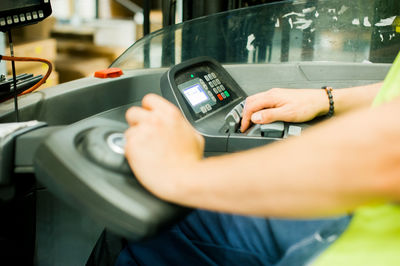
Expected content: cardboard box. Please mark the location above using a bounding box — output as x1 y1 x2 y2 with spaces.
12 16 57 42
6 39 57 74
39 71 59 90
55 54 111 83
99 0 145 19
90 19 136 48
52 19 135 50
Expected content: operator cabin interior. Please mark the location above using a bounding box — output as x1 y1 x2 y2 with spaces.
0 0 399 265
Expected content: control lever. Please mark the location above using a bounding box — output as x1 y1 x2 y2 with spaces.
260 122 284 138
223 100 304 138
224 100 245 133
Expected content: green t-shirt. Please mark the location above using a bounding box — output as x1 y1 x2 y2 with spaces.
312 52 400 266
313 204 400 265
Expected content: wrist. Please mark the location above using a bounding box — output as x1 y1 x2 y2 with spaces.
157 159 204 204
314 89 330 117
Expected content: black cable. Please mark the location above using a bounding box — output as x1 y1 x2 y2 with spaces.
7 30 20 122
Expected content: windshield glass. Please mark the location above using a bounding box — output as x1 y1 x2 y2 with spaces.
111 0 400 70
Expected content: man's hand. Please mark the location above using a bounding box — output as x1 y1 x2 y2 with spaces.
240 88 329 132
124 94 204 199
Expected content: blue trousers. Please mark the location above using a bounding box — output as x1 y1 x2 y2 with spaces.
116 210 351 265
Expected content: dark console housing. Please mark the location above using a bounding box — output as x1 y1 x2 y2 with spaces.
161 57 309 152
0 0 52 32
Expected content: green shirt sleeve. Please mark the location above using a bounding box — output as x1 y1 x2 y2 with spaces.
372 51 400 106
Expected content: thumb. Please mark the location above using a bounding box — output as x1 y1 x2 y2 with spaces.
251 108 283 124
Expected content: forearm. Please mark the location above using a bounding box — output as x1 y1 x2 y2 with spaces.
332 82 382 115
163 98 400 218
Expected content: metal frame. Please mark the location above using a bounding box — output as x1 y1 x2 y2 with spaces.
0 33 5 75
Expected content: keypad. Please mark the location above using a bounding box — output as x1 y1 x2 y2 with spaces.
195 71 233 116
202 72 230 103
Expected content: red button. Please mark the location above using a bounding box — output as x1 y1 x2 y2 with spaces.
217 94 223 101
94 68 123 78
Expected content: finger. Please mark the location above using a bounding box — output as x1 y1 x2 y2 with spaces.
142 93 176 112
125 106 152 126
241 101 273 132
250 107 285 125
240 92 282 132
124 127 138 168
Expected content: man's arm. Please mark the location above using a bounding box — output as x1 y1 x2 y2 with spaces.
240 82 382 132
125 93 400 218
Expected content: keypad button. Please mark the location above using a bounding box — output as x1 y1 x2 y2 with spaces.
220 85 225 91
217 87 222 93
208 74 213 80
204 75 210 82
211 72 217 79
6 16 13 24
209 82 214 88
0 18 6 26
38 10 44 18
216 79 221 85
213 88 218 94
205 104 212 111
200 106 207 113
44 0 49 2
217 94 223 101
13 15 19 23
26 13 32 20
221 93 226 99
212 80 218 87
224 91 230 97
32 11 38 19
19 14 26 22
211 96 217 102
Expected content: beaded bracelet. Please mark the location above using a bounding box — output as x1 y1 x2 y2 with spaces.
322 86 334 118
